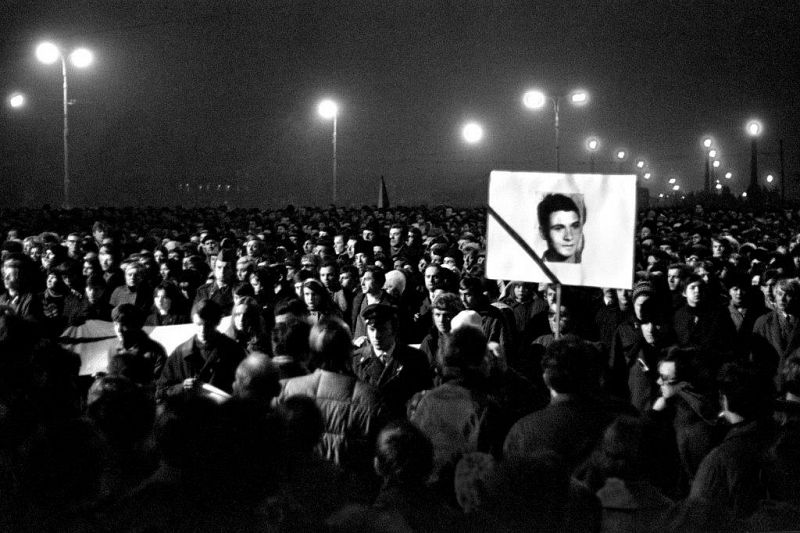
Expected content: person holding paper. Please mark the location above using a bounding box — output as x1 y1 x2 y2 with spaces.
155 298 246 402
537 193 585 264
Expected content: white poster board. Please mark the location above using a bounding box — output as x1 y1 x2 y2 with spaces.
486 171 636 289
61 316 235 376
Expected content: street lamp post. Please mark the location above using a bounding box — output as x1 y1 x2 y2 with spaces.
701 138 714 193
615 149 627 173
318 99 338 205
746 120 762 200
585 137 599 173
523 89 588 172
36 42 93 209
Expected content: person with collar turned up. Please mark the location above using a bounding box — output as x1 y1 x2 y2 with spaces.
353 303 431 418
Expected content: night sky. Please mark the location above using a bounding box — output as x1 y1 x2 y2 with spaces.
1 1 798 208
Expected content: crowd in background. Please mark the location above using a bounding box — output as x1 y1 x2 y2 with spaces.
2 202 800 531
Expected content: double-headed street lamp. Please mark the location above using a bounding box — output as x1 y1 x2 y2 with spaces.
523 88 588 172
317 99 338 204
36 41 94 209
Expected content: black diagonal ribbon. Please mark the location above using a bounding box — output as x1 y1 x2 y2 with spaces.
486 205 560 285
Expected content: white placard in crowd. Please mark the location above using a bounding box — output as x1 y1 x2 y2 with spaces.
61 316 234 376
486 171 637 289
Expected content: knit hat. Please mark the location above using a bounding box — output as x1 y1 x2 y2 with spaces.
632 281 654 302
451 310 482 332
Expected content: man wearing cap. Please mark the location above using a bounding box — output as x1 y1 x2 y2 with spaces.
353 303 432 417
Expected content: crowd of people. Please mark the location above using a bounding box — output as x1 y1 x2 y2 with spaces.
2 202 800 531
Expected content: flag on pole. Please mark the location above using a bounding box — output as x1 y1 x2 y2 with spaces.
378 176 390 208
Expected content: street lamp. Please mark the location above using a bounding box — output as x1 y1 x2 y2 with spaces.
725 172 732 179
585 136 599 172
615 149 627 173
462 122 484 144
746 119 762 198
522 88 589 172
317 99 338 204
766 174 774 184
701 138 715 193
36 41 94 209
8 93 25 108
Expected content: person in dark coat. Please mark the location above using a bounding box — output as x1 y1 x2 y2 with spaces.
764 355 800 506
689 362 775 520
107 304 168 390
352 303 432 418
410 325 502 498
277 317 387 494
645 346 719 497
751 276 800 389
504 337 614 471
459 275 513 359
192 248 237 315
672 274 736 384
419 291 464 383
155 298 246 402
372 421 463 532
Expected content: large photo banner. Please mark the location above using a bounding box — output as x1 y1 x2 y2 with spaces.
486 171 637 289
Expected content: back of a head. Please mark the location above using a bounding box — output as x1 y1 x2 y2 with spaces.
374 420 433 485
483 452 570 532
278 394 325 455
444 325 487 370
86 374 154 447
308 317 353 372
542 337 603 395
718 361 773 421
271 315 311 360
232 352 281 402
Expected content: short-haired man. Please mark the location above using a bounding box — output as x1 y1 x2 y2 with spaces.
107 303 167 389
98 244 124 290
231 352 281 405
193 248 237 315
0 254 43 323
353 304 432 417
156 299 246 402
537 193 585 264
690 362 773 519
351 266 392 341
751 277 800 388
667 263 689 311
672 274 736 380
410 326 500 490
504 338 612 470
